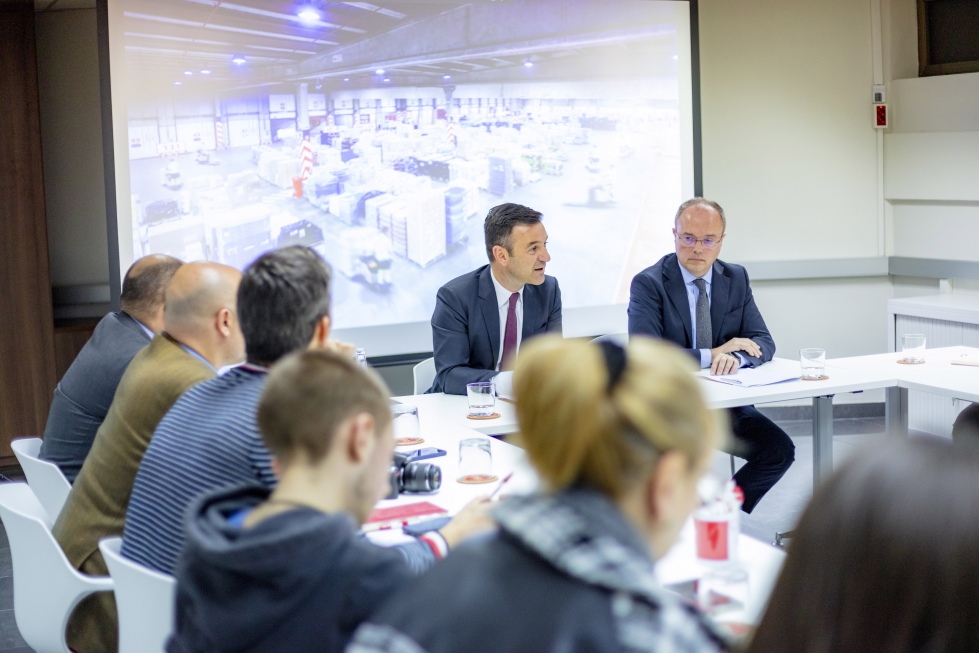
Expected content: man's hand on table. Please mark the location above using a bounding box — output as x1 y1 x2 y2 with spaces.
438 497 497 548
710 352 740 376
711 337 762 360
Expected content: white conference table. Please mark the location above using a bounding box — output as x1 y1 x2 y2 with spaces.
394 356 898 487
827 345 979 435
372 401 785 626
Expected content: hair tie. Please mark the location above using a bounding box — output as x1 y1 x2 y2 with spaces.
597 341 627 393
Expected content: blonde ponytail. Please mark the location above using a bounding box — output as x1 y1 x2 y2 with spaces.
513 335 722 498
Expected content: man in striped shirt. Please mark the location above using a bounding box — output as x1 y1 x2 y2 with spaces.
122 246 485 576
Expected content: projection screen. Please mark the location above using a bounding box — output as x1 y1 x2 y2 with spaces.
103 0 697 356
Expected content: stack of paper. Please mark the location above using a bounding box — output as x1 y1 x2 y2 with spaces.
699 359 800 388
951 353 979 368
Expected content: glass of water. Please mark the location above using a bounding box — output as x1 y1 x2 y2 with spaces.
466 382 496 417
457 437 496 484
800 348 826 379
355 348 368 367
391 404 422 445
901 334 926 363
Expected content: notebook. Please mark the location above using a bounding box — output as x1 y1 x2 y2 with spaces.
363 501 448 532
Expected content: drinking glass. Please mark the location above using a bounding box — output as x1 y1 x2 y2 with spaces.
466 382 496 417
901 334 926 363
355 348 368 367
457 437 496 484
391 404 421 445
697 564 750 618
800 348 826 379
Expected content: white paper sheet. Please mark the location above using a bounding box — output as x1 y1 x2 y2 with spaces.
698 358 800 388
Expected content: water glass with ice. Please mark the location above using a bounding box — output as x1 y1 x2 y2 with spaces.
800 348 826 379
901 334 926 363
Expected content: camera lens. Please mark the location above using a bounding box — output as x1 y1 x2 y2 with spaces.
401 461 442 493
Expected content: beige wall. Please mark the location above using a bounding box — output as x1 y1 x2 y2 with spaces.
35 8 109 289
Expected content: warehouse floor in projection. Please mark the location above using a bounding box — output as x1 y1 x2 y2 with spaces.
128 129 680 331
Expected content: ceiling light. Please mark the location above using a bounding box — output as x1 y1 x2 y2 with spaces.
298 8 319 23
375 68 385 75
384 78 390 82
443 74 451 79
523 61 533 68
174 81 182 86
672 54 678 60
343 77 350 82
232 54 247 64
184 70 193 75
200 69 211 74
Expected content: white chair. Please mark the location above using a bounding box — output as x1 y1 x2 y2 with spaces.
99 537 176 653
413 357 436 395
0 483 113 653
590 333 629 346
11 437 71 521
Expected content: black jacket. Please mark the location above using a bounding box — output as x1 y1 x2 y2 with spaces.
40 311 151 482
168 485 412 653
627 254 775 367
430 264 562 394
348 490 728 653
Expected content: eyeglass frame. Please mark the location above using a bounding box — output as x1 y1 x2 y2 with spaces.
673 229 725 250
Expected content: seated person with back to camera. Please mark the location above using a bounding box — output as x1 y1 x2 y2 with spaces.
429 202 561 395
167 349 494 653
627 198 794 514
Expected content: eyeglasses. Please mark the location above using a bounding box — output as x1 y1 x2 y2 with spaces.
675 232 723 250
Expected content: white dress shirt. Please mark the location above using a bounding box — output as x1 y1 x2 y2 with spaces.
491 270 523 371
678 264 745 369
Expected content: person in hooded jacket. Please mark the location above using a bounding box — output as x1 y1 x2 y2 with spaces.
166 349 492 653
348 336 730 653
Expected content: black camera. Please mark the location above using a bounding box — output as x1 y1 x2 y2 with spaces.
387 452 442 499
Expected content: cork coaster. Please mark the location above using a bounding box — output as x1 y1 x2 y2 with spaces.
897 359 925 365
395 437 424 446
800 375 829 381
457 474 499 485
467 412 501 420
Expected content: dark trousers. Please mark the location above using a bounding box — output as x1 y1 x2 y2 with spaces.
724 406 795 514
952 403 979 448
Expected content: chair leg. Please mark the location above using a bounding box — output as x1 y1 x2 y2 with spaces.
729 454 736 477
774 530 794 548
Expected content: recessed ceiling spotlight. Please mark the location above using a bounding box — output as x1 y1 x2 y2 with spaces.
200 69 211 74
384 78 390 82
298 8 319 23
174 81 182 86
523 60 533 68
443 74 451 79
184 70 193 75
343 77 350 82
375 68 385 75
232 54 247 65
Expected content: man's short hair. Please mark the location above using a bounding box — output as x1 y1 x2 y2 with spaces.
120 256 183 318
674 198 727 232
483 203 543 262
238 247 332 366
258 349 392 465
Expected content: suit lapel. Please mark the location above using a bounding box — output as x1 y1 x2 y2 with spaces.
709 261 729 347
477 267 501 366
664 256 693 347
522 285 540 340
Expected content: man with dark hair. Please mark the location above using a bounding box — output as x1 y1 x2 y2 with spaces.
627 198 794 513
429 203 562 394
40 254 183 482
122 246 484 577
167 349 492 653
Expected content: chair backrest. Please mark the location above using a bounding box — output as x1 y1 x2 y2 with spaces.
590 333 629 347
99 537 176 653
413 357 436 395
11 438 71 521
0 483 113 653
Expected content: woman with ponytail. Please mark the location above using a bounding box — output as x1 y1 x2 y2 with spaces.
349 336 730 653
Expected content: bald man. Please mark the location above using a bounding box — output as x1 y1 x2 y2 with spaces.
41 254 183 482
53 262 245 653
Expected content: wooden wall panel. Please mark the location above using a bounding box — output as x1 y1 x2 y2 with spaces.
0 2 58 451
54 323 97 383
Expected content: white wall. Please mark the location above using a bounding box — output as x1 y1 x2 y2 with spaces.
35 8 109 289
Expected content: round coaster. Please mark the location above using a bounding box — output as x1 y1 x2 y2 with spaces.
467 412 501 420
800 375 829 381
395 437 424 446
897 359 925 365
457 474 499 485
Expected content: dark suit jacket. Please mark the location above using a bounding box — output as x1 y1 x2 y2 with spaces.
430 264 562 395
39 311 152 483
627 254 775 367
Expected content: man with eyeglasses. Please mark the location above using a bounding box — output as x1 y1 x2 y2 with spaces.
627 198 794 513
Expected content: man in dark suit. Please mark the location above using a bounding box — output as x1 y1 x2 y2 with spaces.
628 198 794 513
430 203 562 395
39 254 183 482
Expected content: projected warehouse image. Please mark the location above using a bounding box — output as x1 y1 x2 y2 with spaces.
121 0 688 330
